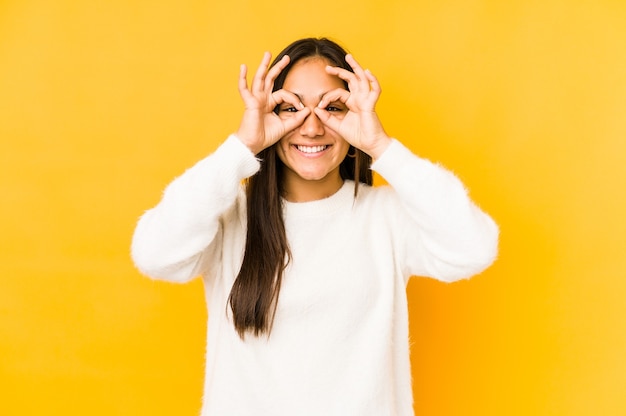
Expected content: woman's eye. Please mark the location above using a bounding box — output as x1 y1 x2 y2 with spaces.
280 106 298 113
326 106 343 112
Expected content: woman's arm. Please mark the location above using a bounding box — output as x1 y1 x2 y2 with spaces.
131 51 312 283
130 135 260 283
317 54 497 282
372 139 499 283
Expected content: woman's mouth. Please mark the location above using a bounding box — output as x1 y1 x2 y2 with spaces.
295 145 329 154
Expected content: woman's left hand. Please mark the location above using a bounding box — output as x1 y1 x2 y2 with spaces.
314 54 392 160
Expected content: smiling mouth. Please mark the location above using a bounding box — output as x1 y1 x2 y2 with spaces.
295 145 329 154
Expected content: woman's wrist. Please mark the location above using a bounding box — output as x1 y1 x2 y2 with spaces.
235 130 263 155
233 133 260 156
364 135 393 161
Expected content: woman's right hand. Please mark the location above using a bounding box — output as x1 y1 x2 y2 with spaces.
236 52 310 155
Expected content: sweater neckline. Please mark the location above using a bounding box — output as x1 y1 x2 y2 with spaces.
282 180 355 218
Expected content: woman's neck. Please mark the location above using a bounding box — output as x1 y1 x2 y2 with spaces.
281 172 344 203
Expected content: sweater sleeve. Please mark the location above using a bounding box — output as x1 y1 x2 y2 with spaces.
371 139 499 283
130 134 260 283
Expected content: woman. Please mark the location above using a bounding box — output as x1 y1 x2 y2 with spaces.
131 37 499 416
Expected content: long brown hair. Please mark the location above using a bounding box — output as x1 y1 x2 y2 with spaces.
228 38 373 338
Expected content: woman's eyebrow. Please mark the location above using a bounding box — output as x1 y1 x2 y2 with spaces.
290 91 331 102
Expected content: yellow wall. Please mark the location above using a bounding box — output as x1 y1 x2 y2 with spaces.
1 0 625 414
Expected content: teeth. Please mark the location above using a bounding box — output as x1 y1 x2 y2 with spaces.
296 145 328 153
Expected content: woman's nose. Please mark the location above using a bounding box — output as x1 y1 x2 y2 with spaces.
299 109 324 137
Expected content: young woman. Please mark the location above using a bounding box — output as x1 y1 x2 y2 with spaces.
131 38 499 416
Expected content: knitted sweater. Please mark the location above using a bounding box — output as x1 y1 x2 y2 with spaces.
131 135 499 416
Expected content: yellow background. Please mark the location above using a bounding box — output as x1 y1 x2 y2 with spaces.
1 0 625 414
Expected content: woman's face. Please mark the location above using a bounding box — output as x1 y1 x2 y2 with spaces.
275 57 350 197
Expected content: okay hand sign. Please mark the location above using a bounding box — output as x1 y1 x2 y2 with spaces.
314 54 391 159
236 52 310 155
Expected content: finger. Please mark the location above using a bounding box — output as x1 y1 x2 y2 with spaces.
325 65 358 85
345 54 367 79
238 63 248 91
325 64 368 94
317 88 350 109
265 55 290 92
251 51 271 94
271 89 304 110
345 54 373 92
364 69 382 96
237 64 255 102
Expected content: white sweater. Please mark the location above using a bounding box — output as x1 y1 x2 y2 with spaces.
131 135 499 416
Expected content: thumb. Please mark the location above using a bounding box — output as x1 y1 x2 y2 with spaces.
313 107 342 132
282 107 311 132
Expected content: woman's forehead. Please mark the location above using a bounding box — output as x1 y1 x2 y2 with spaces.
283 58 345 100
